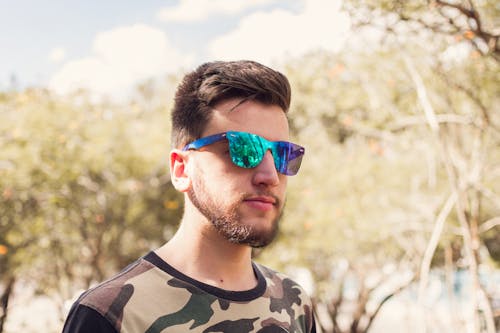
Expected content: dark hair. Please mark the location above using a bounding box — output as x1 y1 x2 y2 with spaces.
171 60 291 148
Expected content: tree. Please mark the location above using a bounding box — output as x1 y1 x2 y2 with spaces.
0 86 183 331
342 2 499 331
258 1 499 331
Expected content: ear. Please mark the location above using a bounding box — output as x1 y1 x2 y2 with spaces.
170 149 191 192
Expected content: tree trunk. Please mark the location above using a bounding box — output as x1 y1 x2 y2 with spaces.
0 277 16 333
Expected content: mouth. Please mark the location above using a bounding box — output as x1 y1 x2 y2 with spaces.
243 195 278 211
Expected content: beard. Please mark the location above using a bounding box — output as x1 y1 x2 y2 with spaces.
187 173 283 248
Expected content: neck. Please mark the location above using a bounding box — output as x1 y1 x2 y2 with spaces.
155 213 256 291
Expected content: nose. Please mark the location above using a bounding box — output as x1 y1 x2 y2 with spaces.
252 150 280 187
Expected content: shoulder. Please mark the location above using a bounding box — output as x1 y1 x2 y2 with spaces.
254 262 316 332
71 256 157 330
255 263 312 302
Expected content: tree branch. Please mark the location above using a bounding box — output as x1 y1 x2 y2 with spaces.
364 275 416 332
479 217 500 234
418 192 457 303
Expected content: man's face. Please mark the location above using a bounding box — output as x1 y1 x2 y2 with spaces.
186 99 289 247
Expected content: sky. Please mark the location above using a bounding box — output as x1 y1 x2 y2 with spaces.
1 0 351 98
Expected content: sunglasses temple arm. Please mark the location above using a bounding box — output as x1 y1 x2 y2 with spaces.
183 133 227 151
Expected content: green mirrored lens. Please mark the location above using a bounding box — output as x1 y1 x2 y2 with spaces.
225 131 304 175
228 132 265 168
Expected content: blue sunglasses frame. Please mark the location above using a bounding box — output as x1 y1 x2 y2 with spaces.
182 131 305 176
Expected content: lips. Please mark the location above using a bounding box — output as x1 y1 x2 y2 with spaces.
245 196 277 204
243 195 278 211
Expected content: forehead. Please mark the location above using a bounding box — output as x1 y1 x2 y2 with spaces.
204 99 289 141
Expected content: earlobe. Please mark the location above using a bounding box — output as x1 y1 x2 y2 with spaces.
170 149 191 192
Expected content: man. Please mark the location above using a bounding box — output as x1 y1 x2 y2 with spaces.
63 60 315 333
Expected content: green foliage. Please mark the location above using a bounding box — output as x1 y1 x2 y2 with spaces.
0 88 182 298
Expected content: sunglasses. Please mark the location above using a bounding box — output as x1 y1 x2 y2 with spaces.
182 131 305 176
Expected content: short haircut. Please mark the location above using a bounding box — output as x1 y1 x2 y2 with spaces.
171 60 291 148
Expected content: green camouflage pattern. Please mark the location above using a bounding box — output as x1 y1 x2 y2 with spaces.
79 255 315 333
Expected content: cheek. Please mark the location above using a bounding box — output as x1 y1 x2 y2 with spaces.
198 160 245 191
278 179 288 202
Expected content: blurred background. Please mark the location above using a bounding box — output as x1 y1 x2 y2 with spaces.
1 0 499 332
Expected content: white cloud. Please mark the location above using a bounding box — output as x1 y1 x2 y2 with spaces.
207 0 351 66
48 47 67 63
49 24 193 98
157 0 276 22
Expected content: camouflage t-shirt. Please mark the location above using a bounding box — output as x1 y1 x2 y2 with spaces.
63 252 316 333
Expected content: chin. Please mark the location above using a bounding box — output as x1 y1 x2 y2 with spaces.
243 223 279 248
